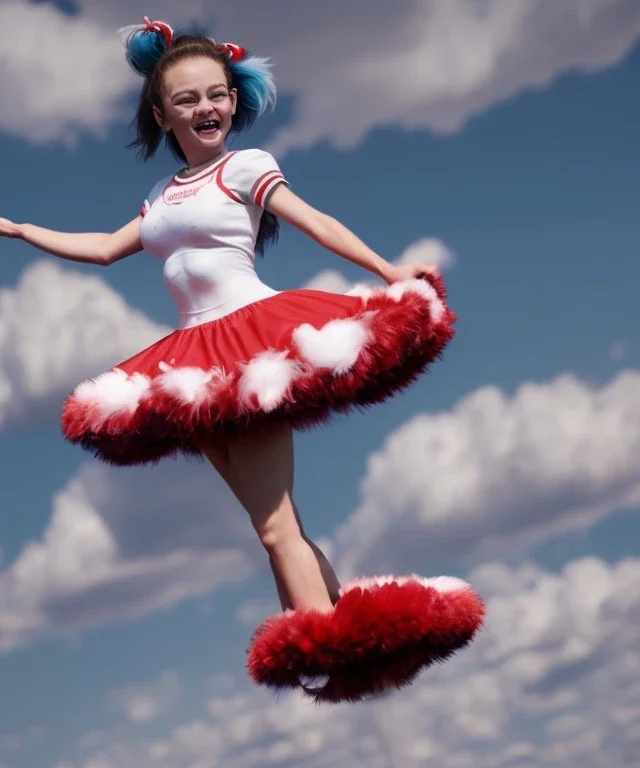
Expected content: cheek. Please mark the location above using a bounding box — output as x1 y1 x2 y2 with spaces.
220 100 235 120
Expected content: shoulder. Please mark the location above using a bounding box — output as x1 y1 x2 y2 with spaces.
234 147 277 162
145 173 173 202
224 149 288 207
226 148 280 171
140 173 173 217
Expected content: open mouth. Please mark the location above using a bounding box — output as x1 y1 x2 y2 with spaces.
194 119 221 133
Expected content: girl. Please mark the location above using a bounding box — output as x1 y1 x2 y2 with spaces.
0 18 484 703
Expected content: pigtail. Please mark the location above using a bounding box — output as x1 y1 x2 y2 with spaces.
227 55 277 133
119 18 173 77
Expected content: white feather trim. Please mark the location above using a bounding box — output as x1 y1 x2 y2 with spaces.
340 573 470 596
74 368 150 416
346 283 379 302
388 279 446 322
156 366 228 405
238 350 301 412
293 318 370 373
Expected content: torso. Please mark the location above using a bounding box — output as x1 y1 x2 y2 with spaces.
140 150 280 329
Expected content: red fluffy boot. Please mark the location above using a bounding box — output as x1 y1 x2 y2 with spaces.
246 574 485 703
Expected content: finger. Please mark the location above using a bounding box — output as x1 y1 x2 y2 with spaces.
414 264 438 280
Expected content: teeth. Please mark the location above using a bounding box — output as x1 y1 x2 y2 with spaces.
196 120 219 131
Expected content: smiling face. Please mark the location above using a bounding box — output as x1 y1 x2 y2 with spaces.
154 56 237 169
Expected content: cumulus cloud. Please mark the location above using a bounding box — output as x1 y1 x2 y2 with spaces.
0 2 131 144
334 370 640 579
303 237 455 292
257 0 640 155
2 0 639 152
106 672 180 724
0 260 169 429
57 556 640 768
0 459 263 652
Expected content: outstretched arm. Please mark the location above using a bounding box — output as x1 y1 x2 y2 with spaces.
0 216 144 266
266 185 437 284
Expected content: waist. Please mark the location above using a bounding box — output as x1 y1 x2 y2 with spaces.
163 248 268 318
176 281 280 328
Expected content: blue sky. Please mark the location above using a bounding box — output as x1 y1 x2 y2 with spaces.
1 2 639 767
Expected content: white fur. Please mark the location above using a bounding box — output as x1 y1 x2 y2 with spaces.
428 297 446 323
340 573 470 596
74 368 150 417
156 365 228 405
388 278 437 303
238 350 301 412
346 283 378 302
293 318 370 373
388 279 446 323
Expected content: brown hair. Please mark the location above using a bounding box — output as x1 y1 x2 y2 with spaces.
129 34 279 255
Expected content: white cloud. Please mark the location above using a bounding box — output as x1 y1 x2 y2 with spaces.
258 0 640 155
303 237 455 292
2 1 639 152
334 370 640 579
394 237 456 271
303 269 355 295
0 260 169 429
0 2 131 144
106 672 180 724
0 459 262 652
60 556 640 768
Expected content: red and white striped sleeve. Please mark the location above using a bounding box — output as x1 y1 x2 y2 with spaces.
230 149 289 209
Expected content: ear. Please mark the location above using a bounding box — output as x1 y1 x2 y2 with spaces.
152 105 166 130
230 88 238 116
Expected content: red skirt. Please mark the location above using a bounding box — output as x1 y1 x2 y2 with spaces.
62 276 455 464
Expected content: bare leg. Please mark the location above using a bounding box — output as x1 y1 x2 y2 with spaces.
226 423 334 611
197 430 340 609
196 432 292 609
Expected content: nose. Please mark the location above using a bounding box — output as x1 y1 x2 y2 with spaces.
195 97 216 115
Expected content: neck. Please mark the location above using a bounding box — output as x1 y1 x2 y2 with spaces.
182 146 228 177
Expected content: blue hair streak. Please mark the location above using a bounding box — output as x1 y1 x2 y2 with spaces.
120 21 172 77
228 55 277 133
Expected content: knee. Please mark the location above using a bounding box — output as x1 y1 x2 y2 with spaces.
255 509 302 554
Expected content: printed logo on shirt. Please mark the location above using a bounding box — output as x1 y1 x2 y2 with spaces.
162 174 215 205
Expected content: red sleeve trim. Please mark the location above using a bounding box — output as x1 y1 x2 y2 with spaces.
253 171 285 208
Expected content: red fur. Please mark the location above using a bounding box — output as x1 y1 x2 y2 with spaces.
61 278 455 465
246 579 485 703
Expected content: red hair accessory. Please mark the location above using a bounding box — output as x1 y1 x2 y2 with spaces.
143 16 174 47
222 43 247 62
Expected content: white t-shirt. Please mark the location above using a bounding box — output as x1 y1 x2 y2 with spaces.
140 148 288 328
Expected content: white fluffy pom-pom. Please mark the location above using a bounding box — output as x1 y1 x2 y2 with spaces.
156 365 227 405
74 368 150 417
293 318 370 373
238 351 301 412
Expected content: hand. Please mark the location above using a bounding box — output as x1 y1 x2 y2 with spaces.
0 218 22 238
382 261 440 285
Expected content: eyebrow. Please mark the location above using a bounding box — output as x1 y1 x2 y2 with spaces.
171 84 228 100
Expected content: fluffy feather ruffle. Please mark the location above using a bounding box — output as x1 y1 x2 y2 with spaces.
246 574 485 703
